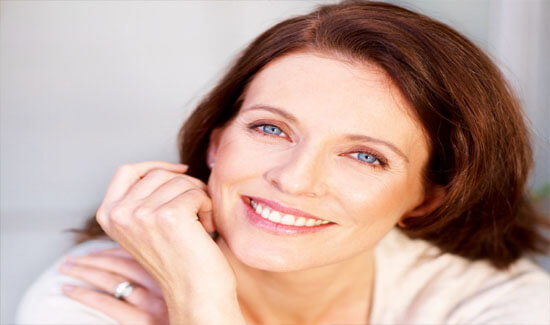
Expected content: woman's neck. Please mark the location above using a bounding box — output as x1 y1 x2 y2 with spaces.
216 237 375 325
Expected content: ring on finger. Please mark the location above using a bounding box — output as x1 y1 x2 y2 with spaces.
113 281 135 300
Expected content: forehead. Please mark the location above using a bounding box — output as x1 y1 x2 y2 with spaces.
239 51 428 157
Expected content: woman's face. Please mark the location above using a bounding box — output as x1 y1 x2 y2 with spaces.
207 51 431 271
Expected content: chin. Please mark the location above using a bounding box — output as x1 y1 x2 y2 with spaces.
216 226 327 272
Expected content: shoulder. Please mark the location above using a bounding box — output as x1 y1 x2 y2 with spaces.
371 228 550 324
16 238 120 324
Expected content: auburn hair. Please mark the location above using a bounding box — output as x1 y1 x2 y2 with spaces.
73 0 549 270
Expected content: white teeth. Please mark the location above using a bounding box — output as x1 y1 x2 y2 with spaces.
250 199 330 227
255 203 263 215
280 214 295 225
294 217 306 226
268 211 282 223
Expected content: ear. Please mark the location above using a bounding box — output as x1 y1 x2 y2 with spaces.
206 127 224 168
398 184 446 227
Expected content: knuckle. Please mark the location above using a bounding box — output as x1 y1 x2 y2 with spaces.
171 175 193 187
95 206 106 224
133 206 153 220
185 187 206 199
146 168 168 178
168 173 205 189
156 207 176 221
184 175 207 189
115 164 133 175
110 205 131 224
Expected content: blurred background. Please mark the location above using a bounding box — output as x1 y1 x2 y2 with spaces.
1 0 549 323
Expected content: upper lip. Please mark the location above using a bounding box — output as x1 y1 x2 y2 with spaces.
246 195 328 222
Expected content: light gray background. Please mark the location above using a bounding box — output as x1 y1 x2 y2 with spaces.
1 0 549 323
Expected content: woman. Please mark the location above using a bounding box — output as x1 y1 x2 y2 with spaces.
16 0 550 324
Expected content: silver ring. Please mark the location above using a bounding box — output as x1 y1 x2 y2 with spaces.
114 281 134 300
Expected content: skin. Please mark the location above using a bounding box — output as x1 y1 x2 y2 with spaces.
59 248 169 324
62 161 245 324
206 51 443 324
59 51 444 324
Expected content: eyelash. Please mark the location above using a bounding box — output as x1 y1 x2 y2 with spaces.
248 122 388 168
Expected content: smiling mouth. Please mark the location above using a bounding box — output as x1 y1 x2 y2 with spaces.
246 196 332 227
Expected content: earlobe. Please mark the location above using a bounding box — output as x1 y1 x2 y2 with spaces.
398 185 446 227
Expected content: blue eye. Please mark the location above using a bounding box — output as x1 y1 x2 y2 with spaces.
250 123 287 137
261 124 283 136
350 152 384 166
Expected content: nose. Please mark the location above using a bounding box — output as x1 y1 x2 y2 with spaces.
263 142 328 198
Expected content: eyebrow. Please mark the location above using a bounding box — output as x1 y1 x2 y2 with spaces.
241 104 410 163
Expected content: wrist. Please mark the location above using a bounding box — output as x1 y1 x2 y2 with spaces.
192 290 245 325
165 286 245 325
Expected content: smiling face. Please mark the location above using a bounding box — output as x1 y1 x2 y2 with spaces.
206 51 433 272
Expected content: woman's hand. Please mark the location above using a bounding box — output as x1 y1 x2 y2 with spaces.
94 161 245 324
58 248 168 324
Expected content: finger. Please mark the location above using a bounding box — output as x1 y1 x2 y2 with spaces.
68 254 163 297
155 188 215 233
61 284 157 325
91 247 133 259
103 161 188 204
58 260 165 315
97 162 188 227
123 169 207 202
131 176 208 220
121 169 180 202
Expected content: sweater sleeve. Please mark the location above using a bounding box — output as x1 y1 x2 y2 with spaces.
15 238 121 324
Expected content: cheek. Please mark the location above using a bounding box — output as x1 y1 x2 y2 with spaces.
213 130 286 183
213 137 264 180
338 171 420 225
207 134 268 204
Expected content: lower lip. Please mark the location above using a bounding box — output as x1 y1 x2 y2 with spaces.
241 197 335 236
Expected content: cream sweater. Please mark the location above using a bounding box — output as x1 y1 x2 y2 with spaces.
16 228 550 324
